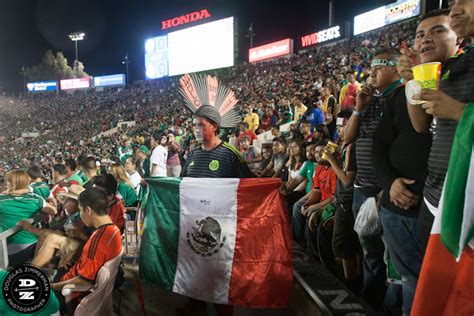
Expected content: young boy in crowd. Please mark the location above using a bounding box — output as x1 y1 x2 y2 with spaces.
239 135 261 171
237 122 257 150
299 120 314 143
322 110 362 293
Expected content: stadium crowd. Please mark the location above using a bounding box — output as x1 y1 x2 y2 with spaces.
0 2 473 314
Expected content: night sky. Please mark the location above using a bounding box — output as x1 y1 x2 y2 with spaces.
0 0 444 93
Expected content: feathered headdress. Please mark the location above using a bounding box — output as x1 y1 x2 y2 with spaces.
178 73 241 128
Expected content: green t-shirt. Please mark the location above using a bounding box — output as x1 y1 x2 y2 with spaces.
78 170 89 183
29 182 51 200
118 182 137 207
118 145 133 163
66 173 84 186
299 161 317 193
0 270 60 315
0 193 44 244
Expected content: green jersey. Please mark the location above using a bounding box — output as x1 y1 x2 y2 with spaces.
29 182 51 200
0 193 44 244
118 145 133 163
299 161 317 193
118 182 137 207
66 172 84 186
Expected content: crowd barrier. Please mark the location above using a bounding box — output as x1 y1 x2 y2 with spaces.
0 217 39 269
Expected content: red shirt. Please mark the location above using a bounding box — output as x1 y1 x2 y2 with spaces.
303 134 314 143
311 164 337 201
61 224 122 282
51 180 67 198
109 197 125 230
342 83 358 109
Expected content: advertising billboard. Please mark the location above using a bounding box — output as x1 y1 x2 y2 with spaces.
353 6 386 35
26 81 57 93
301 25 342 48
385 0 420 25
94 74 126 87
167 17 234 76
145 35 169 79
60 78 91 90
353 0 420 35
145 17 234 79
249 38 293 63
161 9 211 30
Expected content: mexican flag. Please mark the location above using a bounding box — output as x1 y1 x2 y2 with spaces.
139 177 293 308
412 104 474 315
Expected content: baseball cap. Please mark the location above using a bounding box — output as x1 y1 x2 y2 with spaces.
138 145 150 155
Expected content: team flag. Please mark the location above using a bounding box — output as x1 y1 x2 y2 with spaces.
412 104 474 315
139 177 293 308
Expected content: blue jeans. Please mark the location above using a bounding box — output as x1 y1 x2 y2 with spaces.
352 187 386 310
380 207 422 315
292 198 307 243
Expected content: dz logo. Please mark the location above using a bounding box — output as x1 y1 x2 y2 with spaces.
18 279 37 300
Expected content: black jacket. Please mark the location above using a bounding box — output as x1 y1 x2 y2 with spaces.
372 85 432 216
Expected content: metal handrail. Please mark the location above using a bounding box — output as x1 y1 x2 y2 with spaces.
0 216 39 269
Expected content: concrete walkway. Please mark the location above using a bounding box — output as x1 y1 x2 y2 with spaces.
113 261 322 316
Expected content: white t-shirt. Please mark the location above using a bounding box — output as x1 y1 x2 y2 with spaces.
127 171 143 194
289 162 307 192
150 145 168 177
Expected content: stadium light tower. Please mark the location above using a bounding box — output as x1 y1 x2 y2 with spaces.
68 32 85 73
122 54 130 85
20 65 26 93
246 23 255 48
329 1 335 27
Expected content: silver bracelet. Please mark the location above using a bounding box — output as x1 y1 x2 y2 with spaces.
353 110 362 116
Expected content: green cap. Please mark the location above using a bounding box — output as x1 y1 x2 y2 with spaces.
138 145 150 155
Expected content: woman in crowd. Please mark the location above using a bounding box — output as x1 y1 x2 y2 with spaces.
283 140 307 209
0 169 56 267
260 145 273 173
109 164 138 207
166 132 182 177
124 156 142 195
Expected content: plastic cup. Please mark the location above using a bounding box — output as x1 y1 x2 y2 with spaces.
411 62 441 90
322 141 338 160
